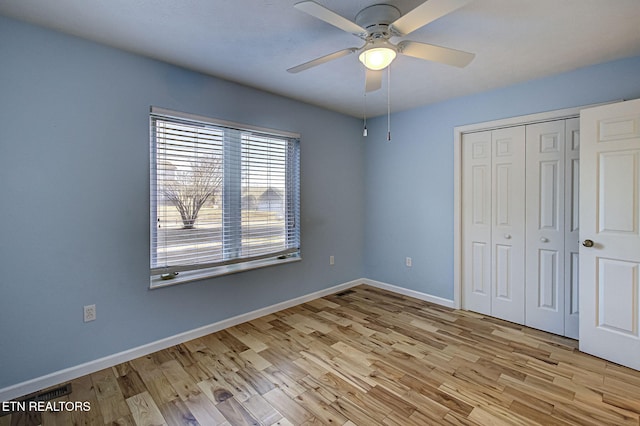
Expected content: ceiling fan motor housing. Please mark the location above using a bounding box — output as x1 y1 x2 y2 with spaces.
355 4 401 39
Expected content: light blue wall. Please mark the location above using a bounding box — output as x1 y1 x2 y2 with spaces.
364 55 640 300
0 16 365 389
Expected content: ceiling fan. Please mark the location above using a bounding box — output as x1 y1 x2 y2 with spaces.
287 0 475 92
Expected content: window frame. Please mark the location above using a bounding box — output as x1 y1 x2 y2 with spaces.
149 107 301 288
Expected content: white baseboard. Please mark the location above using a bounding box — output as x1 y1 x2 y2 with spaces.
362 278 456 309
0 277 453 402
0 279 363 402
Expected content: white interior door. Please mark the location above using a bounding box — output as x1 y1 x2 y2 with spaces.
525 120 566 335
491 127 525 324
579 98 640 370
462 131 492 315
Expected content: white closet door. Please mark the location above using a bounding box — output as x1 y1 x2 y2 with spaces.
462 131 492 315
564 118 580 339
491 127 526 324
525 121 566 335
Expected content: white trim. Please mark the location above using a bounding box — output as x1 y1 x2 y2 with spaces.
150 256 302 288
453 125 463 310
150 106 300 139
362 278 456 309
455 104 600 135
452 102 617 310
0 279 362 402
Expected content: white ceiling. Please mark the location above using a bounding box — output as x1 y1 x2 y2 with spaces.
1 0 640 117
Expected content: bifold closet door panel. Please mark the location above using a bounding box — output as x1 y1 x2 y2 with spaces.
491 126 526 324
525 120 566 335
564 118 580 339
462 131 492 316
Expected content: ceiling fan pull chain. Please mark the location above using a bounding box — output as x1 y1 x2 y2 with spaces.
363 75 368 137
386 66 391 141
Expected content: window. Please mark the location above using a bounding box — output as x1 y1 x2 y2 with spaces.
150 107 300 287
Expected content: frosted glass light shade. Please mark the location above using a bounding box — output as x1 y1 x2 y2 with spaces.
359 47 396 70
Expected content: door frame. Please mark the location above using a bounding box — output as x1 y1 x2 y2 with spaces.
453 103 610 311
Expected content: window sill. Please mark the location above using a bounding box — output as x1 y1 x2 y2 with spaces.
150 255 301 289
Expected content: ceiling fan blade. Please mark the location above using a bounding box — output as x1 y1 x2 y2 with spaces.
365 69 383 92
294 1 366 36
287 48 358 73
390 0 472 36
398 40 475 67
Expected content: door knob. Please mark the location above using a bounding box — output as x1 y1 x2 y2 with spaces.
540 237 548 243
582 239 594 247
504 234 511 239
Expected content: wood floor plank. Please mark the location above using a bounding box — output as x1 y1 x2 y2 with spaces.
401 374 474 417
330 395 383 425
91 368 131 423
157 398 199 426
508 400 570 426
68 374 103 425
216 397 259 425
161 360 201 402
467 404 531 426
366 384 417 417
183 392 229 426
126 391 166 426
8 284 640 425
130 356 179 405
242 394 283 425
211 368 257 402
262 388 314 425
235 365 277 395
238 349 272 371
294 389 349 425
258 365 307 399
118 369 148 399
226 327 269 353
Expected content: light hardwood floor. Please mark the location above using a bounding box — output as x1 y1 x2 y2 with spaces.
3 285 640 425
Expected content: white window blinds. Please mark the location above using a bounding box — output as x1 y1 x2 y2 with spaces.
150 107 300 279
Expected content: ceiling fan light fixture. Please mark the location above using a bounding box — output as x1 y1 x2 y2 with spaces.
359 39 397 70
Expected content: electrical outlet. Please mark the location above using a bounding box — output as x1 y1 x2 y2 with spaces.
83 304 96 322
329 255 335 265
406 257 412 267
